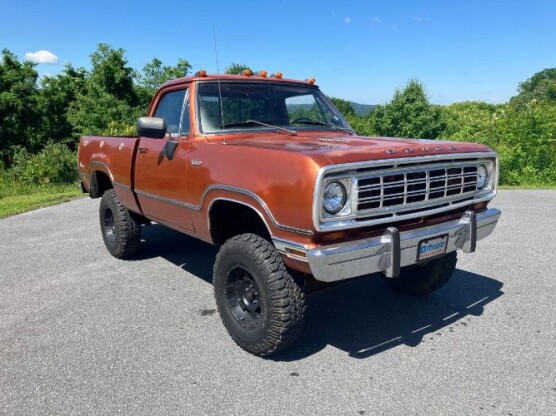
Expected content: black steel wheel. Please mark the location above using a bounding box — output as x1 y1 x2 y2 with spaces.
213 233 306 356
102 207 117 247
99 189 141 259
225 266 263 329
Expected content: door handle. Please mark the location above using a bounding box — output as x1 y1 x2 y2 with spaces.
138 147 148 154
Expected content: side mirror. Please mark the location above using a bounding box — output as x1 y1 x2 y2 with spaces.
137 117 166 139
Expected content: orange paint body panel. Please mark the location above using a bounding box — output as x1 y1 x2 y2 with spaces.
78 75 495 273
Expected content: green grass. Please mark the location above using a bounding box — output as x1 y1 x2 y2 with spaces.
499 184 556 190
0 183 84 218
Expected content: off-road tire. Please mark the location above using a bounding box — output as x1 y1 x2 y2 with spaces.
213 233 306 356
382 252 458 296
99 189 141 259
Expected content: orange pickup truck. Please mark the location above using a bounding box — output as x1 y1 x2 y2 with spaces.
78 72 501 356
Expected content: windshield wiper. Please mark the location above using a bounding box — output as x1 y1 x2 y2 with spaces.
222 120 297 136
290 119 354 135
245 120 297 136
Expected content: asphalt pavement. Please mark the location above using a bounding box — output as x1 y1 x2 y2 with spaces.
0 190 554 415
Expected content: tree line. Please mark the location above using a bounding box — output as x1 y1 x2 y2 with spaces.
332 72 556 186
1 44 555 187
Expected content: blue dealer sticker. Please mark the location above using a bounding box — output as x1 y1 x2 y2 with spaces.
417 234 448 261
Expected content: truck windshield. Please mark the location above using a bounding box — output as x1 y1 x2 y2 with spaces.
197 81 354 135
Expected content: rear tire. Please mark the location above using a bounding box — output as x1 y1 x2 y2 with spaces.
99 189 141 259
213 234 306 356
382 252 457 296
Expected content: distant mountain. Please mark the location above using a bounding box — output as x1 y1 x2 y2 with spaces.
350 102 376 117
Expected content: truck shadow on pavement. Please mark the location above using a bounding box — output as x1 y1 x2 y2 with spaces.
138 224 504 361
275 270 504 361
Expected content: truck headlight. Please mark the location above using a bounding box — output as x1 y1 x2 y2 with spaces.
323 181 347 214
477 164 489 190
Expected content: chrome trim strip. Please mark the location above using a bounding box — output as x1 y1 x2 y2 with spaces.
306 208 501 282
134 185 313 235
135 189 194 209
313 152 499 232
114 182 131 191
205 185 313 235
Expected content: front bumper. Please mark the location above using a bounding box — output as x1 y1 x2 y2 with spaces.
274 208 501 283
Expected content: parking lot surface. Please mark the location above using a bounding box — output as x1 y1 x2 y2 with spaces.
0 190 554 415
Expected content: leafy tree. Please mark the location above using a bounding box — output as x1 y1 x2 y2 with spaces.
346 114 377 136
136 57 192 109
0 49 40 162
439 100 556 185
329 97 355 117
510 68 556 108
225 63 252 75
67 44 139 138
369 79 446 139
138 57 191 91
36 65 87 149
440 101 503 143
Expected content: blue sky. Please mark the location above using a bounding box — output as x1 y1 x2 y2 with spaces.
1 0 555 104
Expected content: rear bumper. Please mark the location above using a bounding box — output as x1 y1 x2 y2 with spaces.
274 208 501 283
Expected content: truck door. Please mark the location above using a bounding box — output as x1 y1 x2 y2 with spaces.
133 87 194 231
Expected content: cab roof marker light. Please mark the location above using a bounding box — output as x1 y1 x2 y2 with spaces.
258 70 268 77
272 72 283 79
195 70 207 77
307 78 316 84
243 69 253 76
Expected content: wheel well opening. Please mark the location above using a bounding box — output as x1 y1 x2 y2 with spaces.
209 200 272 247
90 171 113 198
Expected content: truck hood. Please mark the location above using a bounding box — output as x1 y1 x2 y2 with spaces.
223 133 493 166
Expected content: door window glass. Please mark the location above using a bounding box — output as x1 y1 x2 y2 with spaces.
154 89 190 136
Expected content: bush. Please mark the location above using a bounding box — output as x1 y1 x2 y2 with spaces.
9 142 77 185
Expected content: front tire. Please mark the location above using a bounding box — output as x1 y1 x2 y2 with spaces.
213 234 306 356
382 252 458 296
99 189 141 259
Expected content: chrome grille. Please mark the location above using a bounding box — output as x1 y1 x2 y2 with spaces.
356 163 478 217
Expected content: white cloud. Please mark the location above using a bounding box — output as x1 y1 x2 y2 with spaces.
370 16 381 24
411 16 431 24
344 17 352 24
24 50 59 64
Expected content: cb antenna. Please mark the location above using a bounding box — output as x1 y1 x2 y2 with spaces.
213 25 226 137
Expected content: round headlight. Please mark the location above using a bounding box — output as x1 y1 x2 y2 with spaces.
323 181 347 214
477 164 489 190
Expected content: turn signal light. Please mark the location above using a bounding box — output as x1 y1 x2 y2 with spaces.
285 247 307 259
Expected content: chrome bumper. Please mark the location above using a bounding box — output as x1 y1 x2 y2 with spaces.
274 208 501 283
